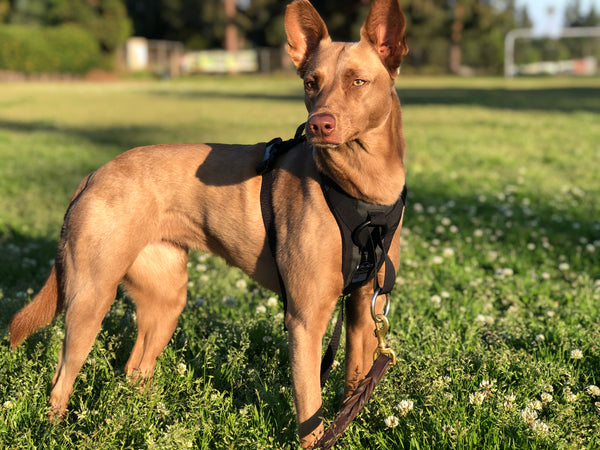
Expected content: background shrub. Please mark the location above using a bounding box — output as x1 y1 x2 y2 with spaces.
0 24 100 74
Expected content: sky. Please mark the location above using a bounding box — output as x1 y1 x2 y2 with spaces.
515 0 600 34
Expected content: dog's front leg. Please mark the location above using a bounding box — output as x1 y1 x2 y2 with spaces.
286 294 338 449
344 284 385 395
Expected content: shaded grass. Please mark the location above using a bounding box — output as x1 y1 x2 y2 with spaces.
0 75 599 448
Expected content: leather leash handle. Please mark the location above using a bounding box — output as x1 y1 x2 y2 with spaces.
315 355 393 449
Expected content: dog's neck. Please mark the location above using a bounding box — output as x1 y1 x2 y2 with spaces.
312 91 406 206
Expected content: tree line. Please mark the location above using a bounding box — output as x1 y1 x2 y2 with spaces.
0 0 598 74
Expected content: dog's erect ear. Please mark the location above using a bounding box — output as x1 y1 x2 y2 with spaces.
360 0 408 77
285 0 331 76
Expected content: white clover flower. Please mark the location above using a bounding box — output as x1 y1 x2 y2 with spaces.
521 408 538 424
503 394 516 409
479 379 495 390
543 385 554 393
176 363 187 376
266 296 279 308
156 402 169 417
430 295 442 308
396 400 414 416
526 399 543 411
443 248 455 258
441 217 451 226
563 387 577 403
384 415 399 428
3 400 14 409
558 262 570 271
586 385 600 397
541 393 553 403
478 315 495 326
570 349 583 360
541 272 551 280
535 334 545 343
527 243 536 251
431 255 444 265
474 229 484 237
255 305 267 314
235 279 248 290
532 420 549 435
195 263 207 272
469 392 485 406
262 335 273 343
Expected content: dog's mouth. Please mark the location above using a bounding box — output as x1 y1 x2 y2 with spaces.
308 137 342 149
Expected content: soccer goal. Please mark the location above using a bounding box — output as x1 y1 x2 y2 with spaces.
504 27 600 77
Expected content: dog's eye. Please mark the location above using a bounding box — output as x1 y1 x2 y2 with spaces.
353 79 367 87
305 80 317 90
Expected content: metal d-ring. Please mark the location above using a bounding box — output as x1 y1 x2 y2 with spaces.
370 288 390 323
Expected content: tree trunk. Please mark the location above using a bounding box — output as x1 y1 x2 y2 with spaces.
450 4 465 74
225 0 238 53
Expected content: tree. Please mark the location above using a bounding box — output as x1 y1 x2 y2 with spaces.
8 0 47 24
48 0 131 54
566 0 599 27
0 0 10 22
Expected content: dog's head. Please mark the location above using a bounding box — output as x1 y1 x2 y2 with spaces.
285 0 408 148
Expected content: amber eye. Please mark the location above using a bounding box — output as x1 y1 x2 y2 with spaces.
305 80 317 90
353 79 366 86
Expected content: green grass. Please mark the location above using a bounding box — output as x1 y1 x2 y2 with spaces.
1 75 599 448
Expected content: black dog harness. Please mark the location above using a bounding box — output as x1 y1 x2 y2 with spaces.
257 124 407 307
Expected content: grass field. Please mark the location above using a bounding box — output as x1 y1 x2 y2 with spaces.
0 75 599 449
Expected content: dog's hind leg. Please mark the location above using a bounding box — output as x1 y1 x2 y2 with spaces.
49 278 120 420
122 242 188 383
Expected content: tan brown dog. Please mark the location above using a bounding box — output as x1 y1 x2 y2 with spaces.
9 0 408 447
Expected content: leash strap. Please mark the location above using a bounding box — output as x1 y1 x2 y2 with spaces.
315 355 393 449
319 300 344 388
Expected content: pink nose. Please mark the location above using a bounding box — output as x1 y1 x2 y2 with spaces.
308 113 336 138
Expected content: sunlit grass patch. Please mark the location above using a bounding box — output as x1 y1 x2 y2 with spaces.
1 75 599 448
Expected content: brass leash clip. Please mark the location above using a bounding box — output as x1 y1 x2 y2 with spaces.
373 314 397 365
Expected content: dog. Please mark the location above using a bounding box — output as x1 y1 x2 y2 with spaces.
9 0 408 447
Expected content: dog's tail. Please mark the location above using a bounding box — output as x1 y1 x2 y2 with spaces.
10 264 64 349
